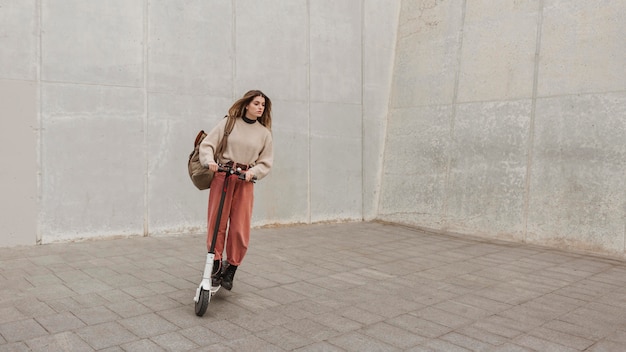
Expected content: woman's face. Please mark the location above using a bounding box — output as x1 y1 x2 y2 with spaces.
245 96 265 119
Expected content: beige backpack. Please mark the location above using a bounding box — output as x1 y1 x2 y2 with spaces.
188 116 235 190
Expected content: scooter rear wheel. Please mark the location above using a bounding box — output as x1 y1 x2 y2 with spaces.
195 288 209 316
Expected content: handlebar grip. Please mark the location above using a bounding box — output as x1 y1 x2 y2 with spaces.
237 173 256 183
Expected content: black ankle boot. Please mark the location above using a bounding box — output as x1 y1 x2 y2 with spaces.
211 260 222 286
221 263 238 291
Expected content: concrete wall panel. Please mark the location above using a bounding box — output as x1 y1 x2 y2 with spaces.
234 0 308 101
378 105 452 228
253 100 309 225
445 100 531 240
148 0 233 96
391 0 464 107
310 102 362 222
538 0 626 96
528 93 626 254
310 0 362 104
0 80 38 246
0 1 38 80
457 0 538 102
41 0 143 86
362 0 401 220
147 93 232 235
40 84 145 242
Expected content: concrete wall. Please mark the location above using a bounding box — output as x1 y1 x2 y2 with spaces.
0 0 399 245
3 0 624 259
379 0 626 257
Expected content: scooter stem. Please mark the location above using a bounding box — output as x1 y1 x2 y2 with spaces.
203 252 215 281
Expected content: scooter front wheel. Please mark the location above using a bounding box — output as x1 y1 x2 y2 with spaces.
195 288 209 316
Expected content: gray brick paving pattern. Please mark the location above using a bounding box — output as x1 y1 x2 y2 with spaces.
1 222 626 351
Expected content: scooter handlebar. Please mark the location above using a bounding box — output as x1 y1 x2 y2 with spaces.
217 165 257 183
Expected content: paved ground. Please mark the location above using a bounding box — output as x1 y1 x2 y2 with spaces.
1 222 626 351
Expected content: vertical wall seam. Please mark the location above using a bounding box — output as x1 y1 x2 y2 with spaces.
306 0 312 224
143 0 149 236
375 0 402 220
523 0 544 243
36 0 43 244
360 0 364 219
442 0 468 226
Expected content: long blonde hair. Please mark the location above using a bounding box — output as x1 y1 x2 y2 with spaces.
227 90 272 131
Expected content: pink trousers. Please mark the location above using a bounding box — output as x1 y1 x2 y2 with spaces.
206 172 254 266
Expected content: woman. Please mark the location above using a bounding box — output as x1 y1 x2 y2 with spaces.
199 90 273 290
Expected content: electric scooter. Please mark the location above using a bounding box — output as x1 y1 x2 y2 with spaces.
194 165 253 317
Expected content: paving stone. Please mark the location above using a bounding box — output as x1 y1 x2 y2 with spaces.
13 301 56 321
106 299 152 318
293 341 345 352
151 331 198 351
118 313 178 338
420 338 473 351
471 318 524 339
528 326 594 350
487 342 534 351
513 334 579 352
54 269 93 283
337 306 386 326
205 319 253 340
225 335 283 352
360 321 426 349
97 289 135 303
0 342 31 352
283 318 342 342
75 322 138 350
122 285 158 299
0 307 27 325
386 313 452 338
35 311 86 334
586 340 626 352
99 273 145 288
155 307 201 329
450 293 513 314
25 331 94 352
120 338 165 352
0 319 48 343
138 294 182 312
439 331 496 351
24 274 63 287
356 296 424 319
327 331 400 352
26 284 75 302
178 326 223 346
432 299 492 320
411 307 474 329
72 306 120 325
225 292 282 312
543 319 606 341
454 325 510 346
255 325 313 350
311 312 362 333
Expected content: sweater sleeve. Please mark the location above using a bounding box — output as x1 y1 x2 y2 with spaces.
198 118 226 167
249 132 273 181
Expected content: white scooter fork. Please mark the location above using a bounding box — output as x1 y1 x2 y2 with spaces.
193 252 220 303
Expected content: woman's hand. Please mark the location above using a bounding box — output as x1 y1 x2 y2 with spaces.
208 162 218 172
245 171 255 182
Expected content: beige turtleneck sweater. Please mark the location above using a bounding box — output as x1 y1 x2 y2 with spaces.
199 117 273 180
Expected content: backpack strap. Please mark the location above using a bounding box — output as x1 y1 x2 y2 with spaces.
215 115 236 163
